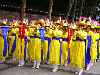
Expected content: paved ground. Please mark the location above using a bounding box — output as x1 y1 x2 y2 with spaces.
0 62 100 75
85 62 100 74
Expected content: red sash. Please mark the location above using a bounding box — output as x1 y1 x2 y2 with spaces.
19 23 26 39
67 28 73 47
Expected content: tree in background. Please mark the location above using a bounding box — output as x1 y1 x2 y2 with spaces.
48 0 54 21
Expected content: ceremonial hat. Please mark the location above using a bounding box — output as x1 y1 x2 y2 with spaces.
72 23 78 29
86 19 91 25
35 19 45 26
90 25 95 29
63 23 68 27
78 18 86 26
45 22 50 27
54 23 61 26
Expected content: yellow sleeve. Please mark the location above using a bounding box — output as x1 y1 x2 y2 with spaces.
57 30 63 37
80 31 87 40
44 30 48 37
72 31 77 40
47 29 53 38
36 29 40 37
62 32 68 38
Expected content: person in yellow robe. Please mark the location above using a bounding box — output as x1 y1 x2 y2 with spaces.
90 27 99 63
42 26 51 63
13 26 19 62
49 24 63 72
0 20 10 62
95 26 100 58
8 27 16 56
85 25 96 71
13 22 27 66
27 26 35 62
42 21 52 64
95 27 100 60
69 24 87 75
30 19 45 69
98 29 100 57
32 25 42 69
61 26 68 65
99 33 100 57
0 29 4 63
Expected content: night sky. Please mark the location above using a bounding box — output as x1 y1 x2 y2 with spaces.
0 0 99 16
27 0 66 12
0 0 98 11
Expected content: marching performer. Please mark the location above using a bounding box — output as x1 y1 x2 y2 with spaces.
90 25 99 63
27 22 36 63
98 26 100 59
69 19 87 75
49 22 63 72
61 23 68 65
98 26 100 57
14 22 27 66
31 19 44 69
8 16 17 56
0 16 9 62
13 20 20 63
85 21 95 71
42 21 51 63
92 26 100 61
0 27 4 63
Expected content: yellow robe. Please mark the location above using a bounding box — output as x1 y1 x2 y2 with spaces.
86 31 97 63
99 34 100 54
42 28 52 62
43 31 49 62
61 32 68 65
49 28 63 65
90 33 99 62
27 28 35 61
8 22 18 54
13 28 24 60
8 28 16 55
0 31 4 61
70 30 87 69
28 28 41 62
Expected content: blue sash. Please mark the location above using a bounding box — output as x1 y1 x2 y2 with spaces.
24 37 27 60
39 27 45 41
85 35 91 66
62 38 68 41
32 35 40 38
11 35 16 53
39 27 45 62
67 48 70 64
76 37 85 41
87 36 91 48
1 27 9 57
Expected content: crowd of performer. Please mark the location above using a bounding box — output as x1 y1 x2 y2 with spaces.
0 16 100 75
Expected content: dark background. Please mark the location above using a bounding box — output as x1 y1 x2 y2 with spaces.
0 0 99 17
